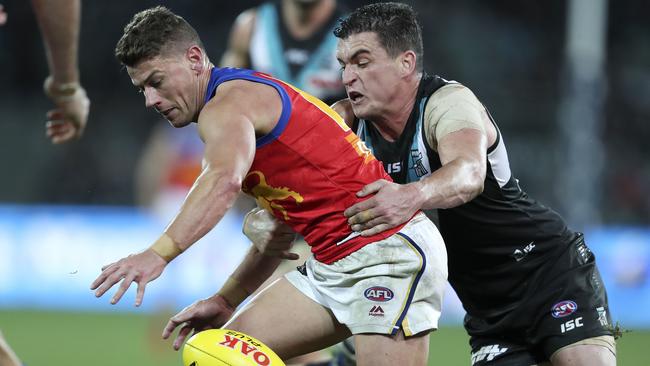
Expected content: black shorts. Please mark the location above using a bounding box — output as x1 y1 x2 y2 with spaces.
467 233 613 365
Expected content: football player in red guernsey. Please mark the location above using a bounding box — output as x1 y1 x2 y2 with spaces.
91 7 447 366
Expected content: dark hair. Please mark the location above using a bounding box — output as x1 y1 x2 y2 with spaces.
115 6 204 66
334 2 423 72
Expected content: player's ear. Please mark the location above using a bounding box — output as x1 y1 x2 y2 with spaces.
187 45 205 73
398 50 417 77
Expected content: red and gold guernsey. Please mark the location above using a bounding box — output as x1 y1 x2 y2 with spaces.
204 67 408 264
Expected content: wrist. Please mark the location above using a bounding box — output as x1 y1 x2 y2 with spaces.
242 207 261 237
410 181 429 209
44 75 81 100
149 233 183 263
209 293 236 313
216 276 251 308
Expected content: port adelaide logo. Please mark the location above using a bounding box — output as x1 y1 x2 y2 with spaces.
364 286 394 302
551 300 578 318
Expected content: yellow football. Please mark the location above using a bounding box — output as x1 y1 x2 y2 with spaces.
182 329 286 366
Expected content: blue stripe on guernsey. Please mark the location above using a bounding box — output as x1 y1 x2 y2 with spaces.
391 232 427 336
260 3 291 83
204 67 292 148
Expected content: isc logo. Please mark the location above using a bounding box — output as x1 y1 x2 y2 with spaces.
560 317 584 333
385 162 401 174
219 335 272 366
364 286 394 302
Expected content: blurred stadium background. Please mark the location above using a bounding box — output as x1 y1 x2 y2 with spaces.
1 0 648 365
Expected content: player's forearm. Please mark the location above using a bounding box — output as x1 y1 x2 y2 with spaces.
416 157 484 210
160 168 242 255
31 0 81 83
232 246 282 293
217 246 283 307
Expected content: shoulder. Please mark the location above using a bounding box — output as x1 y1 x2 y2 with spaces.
231 8 257 39
330 99 355 128
211 79 279 110
424 82 486 122
423 82 488 148
221 8 258 68
236 8 258 27
202 78 282 134
428 83 482 107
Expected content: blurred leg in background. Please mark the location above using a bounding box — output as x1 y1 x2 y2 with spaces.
0 330 21 366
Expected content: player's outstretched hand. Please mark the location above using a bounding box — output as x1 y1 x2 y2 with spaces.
44 76 90 144
90 249 167 307
243 207 299 260
344 179 422 236
162 295 236 350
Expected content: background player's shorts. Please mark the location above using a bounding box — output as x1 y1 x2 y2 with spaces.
468 233 615 365
285 213 447 336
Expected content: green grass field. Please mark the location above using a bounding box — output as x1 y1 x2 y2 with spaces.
0 309 646 365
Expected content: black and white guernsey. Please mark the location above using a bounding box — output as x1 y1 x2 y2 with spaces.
354 74 575 322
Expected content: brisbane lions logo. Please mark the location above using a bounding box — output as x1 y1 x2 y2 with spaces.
242 171 303 221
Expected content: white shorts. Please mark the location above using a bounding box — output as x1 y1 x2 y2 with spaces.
285 213 447 336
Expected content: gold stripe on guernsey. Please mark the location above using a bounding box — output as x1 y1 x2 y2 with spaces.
345 133 375 164
264 75 351 132
264 75 375 164
402 318 414 337
390 234 424 336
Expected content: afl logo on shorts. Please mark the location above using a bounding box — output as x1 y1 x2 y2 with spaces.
551 300 578 318
364 286 394 302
